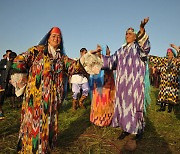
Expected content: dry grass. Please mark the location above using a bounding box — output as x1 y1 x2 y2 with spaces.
0 87 180 154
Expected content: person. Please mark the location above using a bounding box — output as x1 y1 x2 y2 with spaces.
0 54 7 119
13 27 101 153
90 45 115 127
13 27 73 153
170 43 180 102
101 17 151 140
0 50 12 119
5 51 18 108
149 47 179 112
70 48 90 110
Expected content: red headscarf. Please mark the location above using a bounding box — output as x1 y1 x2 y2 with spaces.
50 27 61 34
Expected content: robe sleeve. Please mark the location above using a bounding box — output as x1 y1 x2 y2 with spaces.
13 45 44 72
149 55 166 65
177 48 180 58
63 56 76 75
102 49 120 70
136 32 151 62
149 55 167 71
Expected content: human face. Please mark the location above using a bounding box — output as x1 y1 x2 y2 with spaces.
80 50 87 57
125 30 136 44
6 51 11 58
48 33 61 49
167 51 174 60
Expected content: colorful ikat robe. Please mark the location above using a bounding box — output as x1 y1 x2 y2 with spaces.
149 55 180 104
90 70 115 127
102 32 151 134
15 45 73 153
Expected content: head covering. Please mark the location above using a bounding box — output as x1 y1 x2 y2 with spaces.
166 48 176 57
50 27 61 34
126 27 137 35
38 27 66 55
122 27 138 46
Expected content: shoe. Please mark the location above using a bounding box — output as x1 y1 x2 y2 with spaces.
168 104 173 113
135 132 143 141
157 102 166 112
118 131 130 140
0 112 5 120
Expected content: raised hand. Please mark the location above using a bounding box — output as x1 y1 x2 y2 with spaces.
170 43 179 52
140 17 149 33
106 45 111 56
90 44 102 54
96 44 102 52
140 17 149 28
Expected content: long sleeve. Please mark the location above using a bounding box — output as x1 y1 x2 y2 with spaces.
136 32 151 62
149 55 166 65
13 45 44 73
102 49 119 70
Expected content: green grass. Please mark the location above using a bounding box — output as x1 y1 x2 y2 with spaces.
0 87 180 154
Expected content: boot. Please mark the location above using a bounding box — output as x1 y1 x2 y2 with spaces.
79 95 87 109
135 132 143 141
157 102 166 112
118 131 130 140
72 99 78 110
168 104 173 113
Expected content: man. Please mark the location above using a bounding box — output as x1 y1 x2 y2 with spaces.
0 55 6 119
70 48 90 110
0 50 12 119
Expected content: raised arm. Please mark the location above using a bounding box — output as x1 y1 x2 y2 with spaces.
170 43 180 57
136 17 151 55
13 45 45 73
170 43 179 52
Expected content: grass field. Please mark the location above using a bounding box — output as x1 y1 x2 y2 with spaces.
0 86 180 154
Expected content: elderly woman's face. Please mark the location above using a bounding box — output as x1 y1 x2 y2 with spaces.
125 31 136 44
48 33 61 49
167 51 174 59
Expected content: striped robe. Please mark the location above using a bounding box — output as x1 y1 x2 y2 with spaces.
102 33 150 134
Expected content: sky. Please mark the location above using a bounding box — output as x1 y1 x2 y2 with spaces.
0 0 180 59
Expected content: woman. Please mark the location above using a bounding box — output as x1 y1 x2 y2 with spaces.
13 27 70 153
149 48 180 112
90 46 115 127
102 17 151 140
14 27 101 153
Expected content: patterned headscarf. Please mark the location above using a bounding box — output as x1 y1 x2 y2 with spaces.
38 27 66 55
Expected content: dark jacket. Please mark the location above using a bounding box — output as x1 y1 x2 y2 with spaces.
0 59 7 89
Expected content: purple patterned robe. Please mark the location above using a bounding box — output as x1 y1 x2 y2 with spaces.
103 33 150 134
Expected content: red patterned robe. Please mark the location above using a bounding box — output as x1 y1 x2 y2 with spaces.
15 45 72 153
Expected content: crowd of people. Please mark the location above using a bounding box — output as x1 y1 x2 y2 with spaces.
0 17 179 153
0 50 23 119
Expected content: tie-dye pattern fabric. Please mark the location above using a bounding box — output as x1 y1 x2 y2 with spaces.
90 70 115 126
102 33 150 134
14 45 73 153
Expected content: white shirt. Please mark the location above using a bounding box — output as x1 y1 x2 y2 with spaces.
70 74 88 84
48 44 57 58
